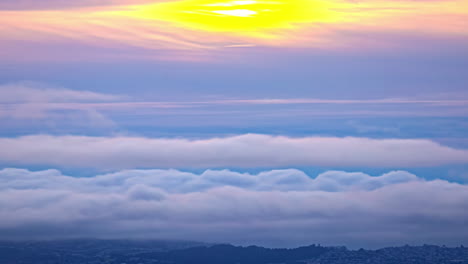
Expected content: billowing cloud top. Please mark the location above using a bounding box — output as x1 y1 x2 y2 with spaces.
1 168 467 247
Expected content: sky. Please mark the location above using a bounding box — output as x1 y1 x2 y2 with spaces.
0 0 468 249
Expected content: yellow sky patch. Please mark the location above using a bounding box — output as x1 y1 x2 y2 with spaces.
106 0 356 34
0 0 467 61
97 0 468 40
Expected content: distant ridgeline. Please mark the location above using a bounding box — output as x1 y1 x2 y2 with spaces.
0 240 467 264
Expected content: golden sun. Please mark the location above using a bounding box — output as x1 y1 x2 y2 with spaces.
113 0 351 34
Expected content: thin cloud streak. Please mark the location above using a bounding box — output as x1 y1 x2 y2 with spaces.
209 98 468 106
3 98 468 119
2 83 468 122
3 98 468 108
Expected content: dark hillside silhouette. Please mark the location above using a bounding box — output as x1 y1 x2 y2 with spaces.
1 240 468 264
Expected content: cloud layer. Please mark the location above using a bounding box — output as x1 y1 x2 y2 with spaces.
0 168 467 248
0 134 467 169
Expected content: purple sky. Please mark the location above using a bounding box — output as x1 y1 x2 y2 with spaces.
0 0 468 247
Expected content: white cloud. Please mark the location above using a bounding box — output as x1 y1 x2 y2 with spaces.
0 82 121 104
0 134 467 169
0 82 119 127
0 168 467 248
0 168 421 193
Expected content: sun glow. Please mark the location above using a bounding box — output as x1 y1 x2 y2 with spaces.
1 0 467 61
211 9 258 17
113 0 352 34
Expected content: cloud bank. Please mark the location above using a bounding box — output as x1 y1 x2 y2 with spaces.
0 134 467 169
0 168 467 248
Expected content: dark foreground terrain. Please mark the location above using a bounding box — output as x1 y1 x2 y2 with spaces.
0 239 467 264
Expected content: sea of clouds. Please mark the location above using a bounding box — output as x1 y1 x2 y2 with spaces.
1 168 467 248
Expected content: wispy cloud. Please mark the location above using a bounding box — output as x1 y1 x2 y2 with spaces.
0 82 119 127
0 82 122 103
3 82 468 115
2 83 468 133
210 98 468 106
0 0 467 61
